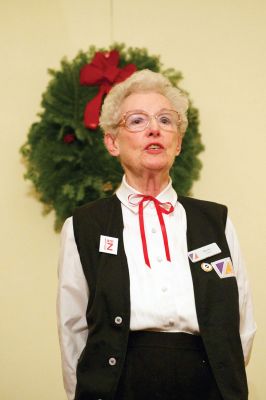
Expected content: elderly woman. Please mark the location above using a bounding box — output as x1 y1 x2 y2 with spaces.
57 70 256 400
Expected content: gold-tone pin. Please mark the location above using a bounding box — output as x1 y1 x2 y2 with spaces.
201 262 213 272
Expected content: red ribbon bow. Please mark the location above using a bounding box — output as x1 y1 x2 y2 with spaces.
80 50 137 130
128 194 174 268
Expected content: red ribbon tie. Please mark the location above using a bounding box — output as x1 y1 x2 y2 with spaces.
129 194 174 268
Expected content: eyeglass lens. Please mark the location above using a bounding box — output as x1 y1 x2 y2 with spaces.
124 110 179 132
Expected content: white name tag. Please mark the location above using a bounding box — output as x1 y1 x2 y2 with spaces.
188 242 221 263
99 235 118 255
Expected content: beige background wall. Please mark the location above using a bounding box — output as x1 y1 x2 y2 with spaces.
1 0 265 399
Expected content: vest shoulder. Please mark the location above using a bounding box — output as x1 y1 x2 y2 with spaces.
73 195 119 218
178 196 228 222
178 195 227 210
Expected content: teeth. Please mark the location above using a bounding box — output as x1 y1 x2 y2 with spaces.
148 145 160 149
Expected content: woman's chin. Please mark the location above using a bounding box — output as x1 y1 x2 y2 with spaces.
142 160 170 173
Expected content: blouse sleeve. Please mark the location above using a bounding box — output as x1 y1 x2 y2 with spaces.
57 217 89 400
225 216 256 365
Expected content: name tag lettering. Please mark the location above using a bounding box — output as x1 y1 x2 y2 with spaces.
99 235 118 255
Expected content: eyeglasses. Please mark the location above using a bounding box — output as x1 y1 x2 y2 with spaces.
118 109 181 132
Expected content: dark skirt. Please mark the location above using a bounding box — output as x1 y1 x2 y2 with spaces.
115 331 223 400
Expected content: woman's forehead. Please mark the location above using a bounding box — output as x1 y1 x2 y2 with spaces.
120 91 172 114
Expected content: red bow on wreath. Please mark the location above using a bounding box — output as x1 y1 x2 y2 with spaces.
80 50 137 130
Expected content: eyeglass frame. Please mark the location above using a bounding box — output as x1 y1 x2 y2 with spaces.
117 108 181 133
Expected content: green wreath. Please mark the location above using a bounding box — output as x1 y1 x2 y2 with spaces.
21 44 204 230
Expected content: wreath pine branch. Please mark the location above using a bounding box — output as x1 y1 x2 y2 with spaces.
20 44 204 231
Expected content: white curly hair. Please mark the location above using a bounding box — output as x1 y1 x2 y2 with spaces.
99 69 189 137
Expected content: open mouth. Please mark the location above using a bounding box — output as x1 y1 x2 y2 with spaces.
145 143 163 150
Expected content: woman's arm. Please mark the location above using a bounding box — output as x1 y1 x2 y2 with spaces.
225 216 256 365
57 217 89 400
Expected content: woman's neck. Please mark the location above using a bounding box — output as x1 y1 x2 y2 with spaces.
124 171 170 197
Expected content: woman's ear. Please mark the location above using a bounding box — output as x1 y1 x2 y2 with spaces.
104 133 120 157
175 135 182 156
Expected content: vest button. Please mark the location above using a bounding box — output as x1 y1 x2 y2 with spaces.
169 319 175 326
114 316 123 325
108 357 117 366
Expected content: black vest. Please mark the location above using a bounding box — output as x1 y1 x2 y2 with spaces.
73 195 248 400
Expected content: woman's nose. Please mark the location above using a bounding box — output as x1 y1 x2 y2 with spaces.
147 116 160 134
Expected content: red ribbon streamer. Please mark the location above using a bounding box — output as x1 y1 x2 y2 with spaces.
80 50 137 130
129 194 174 268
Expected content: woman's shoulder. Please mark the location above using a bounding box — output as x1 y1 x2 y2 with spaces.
74 194 119 213
178 195 228 224
73 195 122 228
178 195 226 209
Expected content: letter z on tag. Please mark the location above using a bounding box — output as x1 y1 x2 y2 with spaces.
99 235 118 255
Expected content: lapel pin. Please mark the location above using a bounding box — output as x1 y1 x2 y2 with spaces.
201 262 213 272
211 257 235 278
